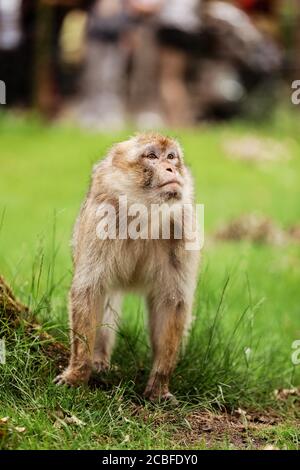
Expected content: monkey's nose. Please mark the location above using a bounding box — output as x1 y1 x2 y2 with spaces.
166 167 174 173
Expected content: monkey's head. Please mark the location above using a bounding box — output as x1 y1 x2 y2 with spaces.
108 133 193 204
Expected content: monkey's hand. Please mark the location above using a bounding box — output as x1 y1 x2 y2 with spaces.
53 366 91 387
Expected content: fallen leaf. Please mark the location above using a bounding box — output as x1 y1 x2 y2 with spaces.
274 388 300 401
54 409 64 419
257 416 272 424
53 419 63 429
122 434 130 444
202 425 213 432
15 426 26 433
235 408 247 417
64 415 86 427
0 417 9 424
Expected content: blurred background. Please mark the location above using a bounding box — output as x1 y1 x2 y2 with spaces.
1 2 300 449
0 0 299 128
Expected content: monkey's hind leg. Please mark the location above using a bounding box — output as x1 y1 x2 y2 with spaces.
54 281 104 386
144 294 187 404
93 293 122 373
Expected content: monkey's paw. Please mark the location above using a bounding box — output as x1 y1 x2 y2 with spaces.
92 359 110 374
53 368 89 387
144 389 179 406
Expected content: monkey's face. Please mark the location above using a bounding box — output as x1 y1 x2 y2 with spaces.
140 143 185 202
112 134 187 204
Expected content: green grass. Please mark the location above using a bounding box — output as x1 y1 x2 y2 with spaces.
0 110 300 449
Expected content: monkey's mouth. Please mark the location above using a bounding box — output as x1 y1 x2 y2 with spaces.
158 180 182 200
158 180 182 189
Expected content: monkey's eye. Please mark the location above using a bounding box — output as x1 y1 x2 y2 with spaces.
167 153 175 160
147 152 158 160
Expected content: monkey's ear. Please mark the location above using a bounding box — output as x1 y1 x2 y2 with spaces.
110 139 139 164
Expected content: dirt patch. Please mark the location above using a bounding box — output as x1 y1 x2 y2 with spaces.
127 404 285 450
223 136 290 164
173 409 282 449
214 213 287 245
0 276 29 327
0 276 69 367
214 214 300 245
26 322 69 368
289 225 300 242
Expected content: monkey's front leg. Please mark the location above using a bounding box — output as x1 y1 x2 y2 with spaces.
54 282 103 386
144 295 187 403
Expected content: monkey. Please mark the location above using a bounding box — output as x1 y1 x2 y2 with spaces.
54 133 200 402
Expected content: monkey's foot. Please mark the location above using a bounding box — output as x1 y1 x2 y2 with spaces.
92 359 110 374
143 388 179 406
54 366 90 387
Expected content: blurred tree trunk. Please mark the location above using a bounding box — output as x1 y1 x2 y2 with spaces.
33 1 57 116
294 0 300 79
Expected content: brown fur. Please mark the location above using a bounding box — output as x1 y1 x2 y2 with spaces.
54 133 200 401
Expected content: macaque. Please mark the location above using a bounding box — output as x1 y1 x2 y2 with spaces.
54 133 200 402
